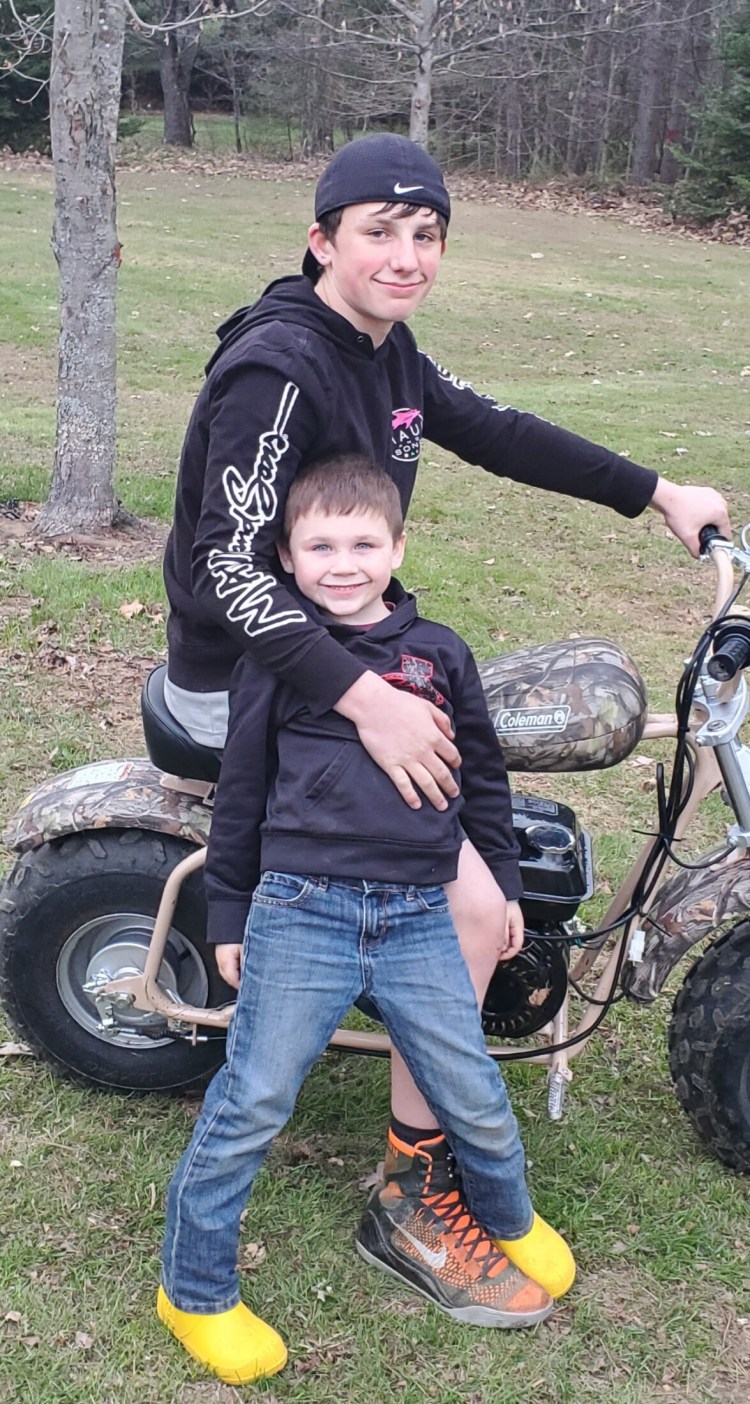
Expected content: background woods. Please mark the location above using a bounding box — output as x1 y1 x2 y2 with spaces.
0 0 747 531
2 0 749 187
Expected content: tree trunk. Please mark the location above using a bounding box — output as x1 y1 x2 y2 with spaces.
630 0 666 182
160 3 200 147
300 1 334 156
658 0 709 184
232 67 242 154
35 0 126 537
409 0 438 147
595 39 619 176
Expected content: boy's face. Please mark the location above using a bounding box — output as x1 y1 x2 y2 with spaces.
278 506 406 626
307 203 445 346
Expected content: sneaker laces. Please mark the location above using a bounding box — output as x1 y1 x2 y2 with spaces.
419 1151 509 1279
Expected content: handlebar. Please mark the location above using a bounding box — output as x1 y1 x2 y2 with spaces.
695 524 750 683
707 621 750 682
696 524 747 624
699 523 730 556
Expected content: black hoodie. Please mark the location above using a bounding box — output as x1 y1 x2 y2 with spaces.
163 274 657 707
204 583 523 943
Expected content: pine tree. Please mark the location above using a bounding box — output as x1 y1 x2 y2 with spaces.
673 4 750 221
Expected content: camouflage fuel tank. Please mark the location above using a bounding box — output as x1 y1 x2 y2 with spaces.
478 637 647 772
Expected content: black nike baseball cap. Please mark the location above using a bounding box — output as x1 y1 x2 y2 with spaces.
302 134 451 279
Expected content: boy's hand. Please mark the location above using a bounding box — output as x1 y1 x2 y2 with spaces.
649 478 731 557
498 901 524 962
336 671 461 811
215 943 243 989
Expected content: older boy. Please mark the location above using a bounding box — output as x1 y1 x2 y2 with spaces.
162 133 729 1279
158 458 575 1385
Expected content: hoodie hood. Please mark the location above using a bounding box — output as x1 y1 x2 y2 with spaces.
286 574 417 643
206 274 388 374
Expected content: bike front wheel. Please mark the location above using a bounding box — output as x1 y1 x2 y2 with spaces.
668 920 750 1172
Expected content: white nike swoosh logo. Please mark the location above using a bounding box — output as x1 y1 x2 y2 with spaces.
393 183 424 195
389 1217 447 1269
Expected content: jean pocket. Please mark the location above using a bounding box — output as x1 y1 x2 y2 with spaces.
253 872 317 908
414 885 450 915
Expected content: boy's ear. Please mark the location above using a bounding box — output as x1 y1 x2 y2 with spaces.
277 540 292 573
392 532 406 569
307 222 332 268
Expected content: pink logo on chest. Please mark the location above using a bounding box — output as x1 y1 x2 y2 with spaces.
391 407 423 463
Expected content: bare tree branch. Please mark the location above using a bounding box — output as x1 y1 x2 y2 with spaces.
121 0 273 35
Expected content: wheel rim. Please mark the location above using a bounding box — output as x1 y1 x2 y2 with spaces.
56 912 209 1050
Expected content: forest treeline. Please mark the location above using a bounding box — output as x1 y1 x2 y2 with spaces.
2 1 750 219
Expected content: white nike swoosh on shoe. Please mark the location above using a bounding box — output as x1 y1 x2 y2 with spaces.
393 183 425 195
390 1218 447 1269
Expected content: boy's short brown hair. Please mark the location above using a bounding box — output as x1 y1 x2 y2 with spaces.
318 201 448 244
282 455 404 543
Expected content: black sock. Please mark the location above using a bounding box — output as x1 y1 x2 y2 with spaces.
390 1118 444 1148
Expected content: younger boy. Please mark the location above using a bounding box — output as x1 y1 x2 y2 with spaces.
158 457 575 1386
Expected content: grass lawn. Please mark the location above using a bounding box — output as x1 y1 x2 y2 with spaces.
0 157 749 1403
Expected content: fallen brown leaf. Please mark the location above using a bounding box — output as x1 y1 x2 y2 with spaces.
358 1161 384 1191
118 599 145 619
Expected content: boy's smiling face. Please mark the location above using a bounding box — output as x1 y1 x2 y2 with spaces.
307 203 445 346
278 505 406 626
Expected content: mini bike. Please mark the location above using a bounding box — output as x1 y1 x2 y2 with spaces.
2 527 749 1172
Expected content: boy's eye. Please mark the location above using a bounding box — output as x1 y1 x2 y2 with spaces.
355 541 374 551
311 543 331 553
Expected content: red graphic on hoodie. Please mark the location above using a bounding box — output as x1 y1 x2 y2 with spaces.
383 654 445 705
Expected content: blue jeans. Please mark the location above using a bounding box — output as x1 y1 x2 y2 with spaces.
161 873 533 1312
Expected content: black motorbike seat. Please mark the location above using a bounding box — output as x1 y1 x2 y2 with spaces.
141 664 222 784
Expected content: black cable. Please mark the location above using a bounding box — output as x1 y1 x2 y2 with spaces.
492 594 750 1061
659 840 734 871
568 973 624 1006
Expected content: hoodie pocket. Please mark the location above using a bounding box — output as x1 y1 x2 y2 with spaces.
305 743 357 807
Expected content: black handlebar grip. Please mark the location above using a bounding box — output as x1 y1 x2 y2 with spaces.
698 524 723 554
707 631 750 682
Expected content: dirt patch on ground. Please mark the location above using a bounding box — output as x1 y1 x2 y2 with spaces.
0 340 55 401
2 632 153 751
0 501 168 564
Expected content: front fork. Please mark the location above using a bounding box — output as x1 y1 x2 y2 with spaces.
543 717 750 1121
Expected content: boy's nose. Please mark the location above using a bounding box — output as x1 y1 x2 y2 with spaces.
389 237 419 273
330 554 358 575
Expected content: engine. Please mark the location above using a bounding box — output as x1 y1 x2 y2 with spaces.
481 795 593 1039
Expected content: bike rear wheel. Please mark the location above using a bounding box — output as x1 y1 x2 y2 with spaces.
0 829 231 1092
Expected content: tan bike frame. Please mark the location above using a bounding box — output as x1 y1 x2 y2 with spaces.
99 550 740 1084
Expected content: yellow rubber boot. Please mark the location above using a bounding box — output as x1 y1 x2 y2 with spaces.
495 1213 576 1299
157 1286 287 1384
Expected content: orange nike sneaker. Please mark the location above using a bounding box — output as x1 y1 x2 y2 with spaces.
355 1132 553 1327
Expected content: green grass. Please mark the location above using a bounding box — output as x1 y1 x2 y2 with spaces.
1 161 750 1403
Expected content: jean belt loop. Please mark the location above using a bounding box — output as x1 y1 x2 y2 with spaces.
317 875 329 891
